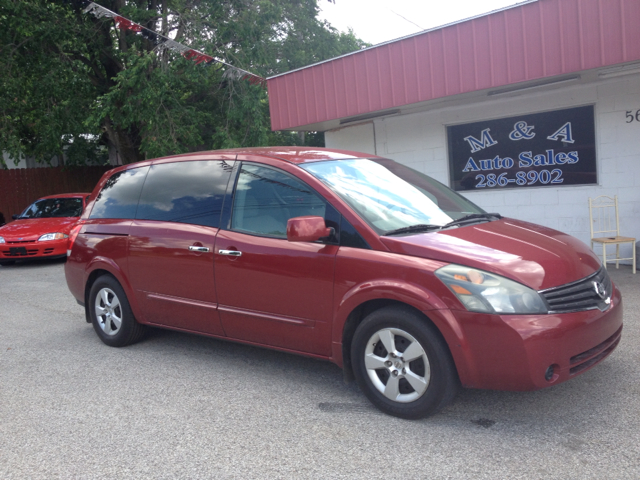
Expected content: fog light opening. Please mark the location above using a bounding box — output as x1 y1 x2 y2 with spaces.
545 364 560 383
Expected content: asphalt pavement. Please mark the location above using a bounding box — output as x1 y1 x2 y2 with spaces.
0 258 638 479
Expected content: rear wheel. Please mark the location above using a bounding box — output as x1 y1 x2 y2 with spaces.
351 305 459 419
89 275 146 347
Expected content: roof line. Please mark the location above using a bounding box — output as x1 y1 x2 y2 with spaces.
267 0 539 80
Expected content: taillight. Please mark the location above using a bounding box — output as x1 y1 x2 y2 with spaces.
67 222 84 256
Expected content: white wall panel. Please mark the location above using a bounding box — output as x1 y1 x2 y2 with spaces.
325 122 375 155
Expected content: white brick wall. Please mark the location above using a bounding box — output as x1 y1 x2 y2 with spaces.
325 122 376 155
327 74 640 262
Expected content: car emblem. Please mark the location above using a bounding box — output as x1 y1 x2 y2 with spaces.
18 238 23 240
593 281 607 300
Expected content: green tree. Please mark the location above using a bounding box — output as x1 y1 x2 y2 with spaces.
0 0 366 166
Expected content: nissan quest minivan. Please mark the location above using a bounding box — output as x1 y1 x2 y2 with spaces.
65 147 622 419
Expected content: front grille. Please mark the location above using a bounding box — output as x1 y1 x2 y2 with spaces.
569 326 622 375
540 267 612 313
7 240 35 244
2 249 39 257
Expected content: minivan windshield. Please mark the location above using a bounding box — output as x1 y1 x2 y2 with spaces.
301 159 487 235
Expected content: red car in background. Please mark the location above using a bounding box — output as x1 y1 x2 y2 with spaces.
0 193 89 266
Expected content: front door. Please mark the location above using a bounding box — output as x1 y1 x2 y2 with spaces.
214 163 338 356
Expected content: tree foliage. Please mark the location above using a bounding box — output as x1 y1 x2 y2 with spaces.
0 0 366 166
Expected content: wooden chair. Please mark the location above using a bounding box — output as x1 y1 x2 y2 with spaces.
588 195 636 274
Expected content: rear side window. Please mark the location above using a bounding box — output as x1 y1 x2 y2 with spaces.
136 160 234 228
90 167 149 219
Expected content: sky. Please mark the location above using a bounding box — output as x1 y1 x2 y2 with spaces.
318 0 528 45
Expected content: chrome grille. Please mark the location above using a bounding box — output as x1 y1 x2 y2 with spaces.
540 267 612 313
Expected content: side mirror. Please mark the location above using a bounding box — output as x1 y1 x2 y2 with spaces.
287 216 333 243
12 214 19 220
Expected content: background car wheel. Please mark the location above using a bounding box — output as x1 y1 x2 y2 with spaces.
351 305 459 419
89 275 146 347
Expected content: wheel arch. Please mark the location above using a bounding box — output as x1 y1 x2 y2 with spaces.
340 299 458 385
83 257 143 324
347 302 461 418
86 268 147 347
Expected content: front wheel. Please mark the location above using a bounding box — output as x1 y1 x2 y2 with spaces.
351 306 459 419
89 275 146 347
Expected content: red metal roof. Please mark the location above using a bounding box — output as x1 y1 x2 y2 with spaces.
267 0 640 131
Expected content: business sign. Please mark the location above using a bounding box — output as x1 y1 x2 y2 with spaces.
447 106 597 191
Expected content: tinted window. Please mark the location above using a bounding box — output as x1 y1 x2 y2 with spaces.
231 164 326 238
340 216 370 249
90 167 149 220
136 160 234 228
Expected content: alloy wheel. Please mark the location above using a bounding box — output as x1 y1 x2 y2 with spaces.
94 287 122 336
364 327 431 403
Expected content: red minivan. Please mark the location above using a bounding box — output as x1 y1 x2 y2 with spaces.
65 148 622 419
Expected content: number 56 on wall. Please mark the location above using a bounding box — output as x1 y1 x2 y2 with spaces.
626 110 640 123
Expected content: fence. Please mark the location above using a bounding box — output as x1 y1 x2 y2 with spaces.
0 166 113 222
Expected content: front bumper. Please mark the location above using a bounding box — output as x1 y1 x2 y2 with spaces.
449 284 623 391
0 239 68 260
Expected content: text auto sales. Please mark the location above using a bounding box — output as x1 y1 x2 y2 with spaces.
462 121 576 188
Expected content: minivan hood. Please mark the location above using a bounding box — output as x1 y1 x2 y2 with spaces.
380 218 601 290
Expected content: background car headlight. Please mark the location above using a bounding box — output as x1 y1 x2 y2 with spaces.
435 264 548 314
0 236 4 244
38 233 69 242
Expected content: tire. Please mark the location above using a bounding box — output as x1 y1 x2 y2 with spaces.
89 275 146 347
351 305 459 419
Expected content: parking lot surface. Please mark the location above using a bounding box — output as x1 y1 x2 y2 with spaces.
1 259 639 479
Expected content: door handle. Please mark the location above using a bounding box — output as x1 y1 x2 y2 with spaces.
218 249 242 257
189 246 210 252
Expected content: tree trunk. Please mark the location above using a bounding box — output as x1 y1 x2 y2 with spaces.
161 0 169 71
102 117 144 165
107 142 121 166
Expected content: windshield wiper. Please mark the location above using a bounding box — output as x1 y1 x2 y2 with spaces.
383 213 502 236
383 224 441 236
440 212 502 229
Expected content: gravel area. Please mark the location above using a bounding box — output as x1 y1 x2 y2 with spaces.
0 258 638 479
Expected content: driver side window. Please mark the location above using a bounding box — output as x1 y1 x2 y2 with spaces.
231 164 326 238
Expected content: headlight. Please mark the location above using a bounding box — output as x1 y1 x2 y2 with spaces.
435 264 548 314
38 233 69 242
0 236 4 244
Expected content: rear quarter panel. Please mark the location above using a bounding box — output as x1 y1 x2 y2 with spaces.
65 220 138 317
